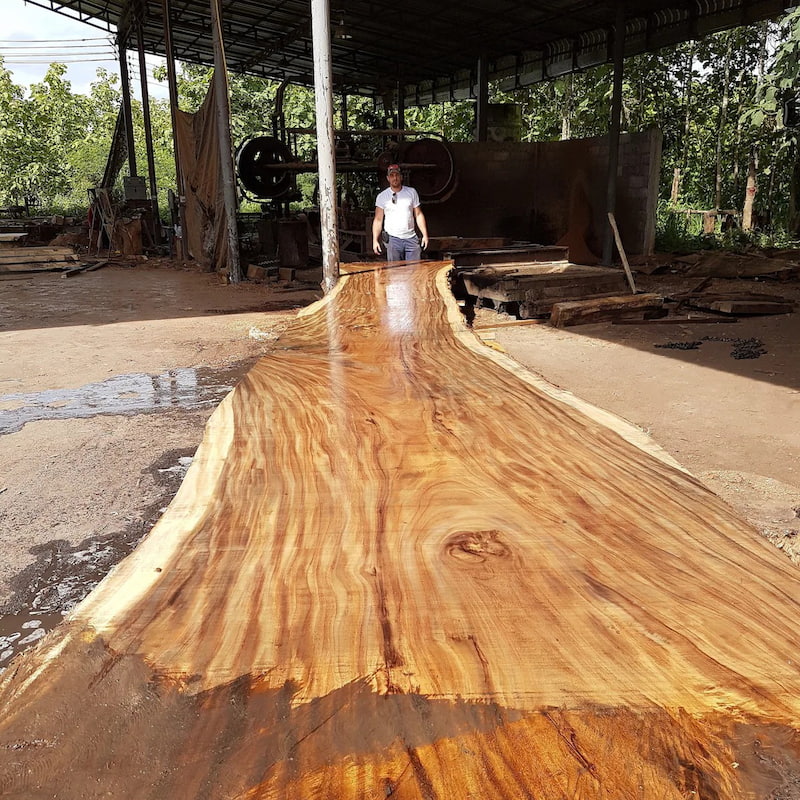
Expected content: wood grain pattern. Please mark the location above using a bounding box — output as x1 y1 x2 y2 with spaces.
2 261 800 798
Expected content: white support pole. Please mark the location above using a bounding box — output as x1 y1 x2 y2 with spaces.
210 0 242 283
310 0 340 292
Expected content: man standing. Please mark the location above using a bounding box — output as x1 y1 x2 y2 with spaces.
372 164 429 261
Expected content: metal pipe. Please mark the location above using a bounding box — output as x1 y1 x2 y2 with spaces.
476 52 489 142
161 0 186 256
397 80 405 133
311 0 340 292
602 3 626 266
210 0 243 283
117 31 138 177
135 16 161 245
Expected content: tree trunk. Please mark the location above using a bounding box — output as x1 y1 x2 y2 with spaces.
670 167 681 204
714 36 734 210
790 141 800 236
742 148 758 231
673 43 695 204
561 75 572 141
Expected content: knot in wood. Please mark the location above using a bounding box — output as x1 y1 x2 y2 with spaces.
445 530 510 562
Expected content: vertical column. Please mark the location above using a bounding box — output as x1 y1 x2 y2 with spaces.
161 0 186 256
135 18 161 244
397 81 405 132
311 0 340 292
602 3 626 265
476 52 489 142
117 32 138 177
209 0 242 283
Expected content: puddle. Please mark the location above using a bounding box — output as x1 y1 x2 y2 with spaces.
0 365 245 435
0 612 63 668
0 452 194 672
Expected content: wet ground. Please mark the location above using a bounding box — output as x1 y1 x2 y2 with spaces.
0 360 252 672
0 264 317 676
0 364 243 435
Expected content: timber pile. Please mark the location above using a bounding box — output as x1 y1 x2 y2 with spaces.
461 261 629 317
2 261 800 798
677 251 800 280
448 244 568 267
681 291 795 316
0 233 28 249
0 245 79 273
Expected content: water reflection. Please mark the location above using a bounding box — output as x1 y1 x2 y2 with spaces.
0 367 238 435
378 268 417 335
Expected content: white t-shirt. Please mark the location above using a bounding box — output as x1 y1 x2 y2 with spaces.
376 185 420 239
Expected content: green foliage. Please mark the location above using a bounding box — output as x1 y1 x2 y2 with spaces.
2 10 800 238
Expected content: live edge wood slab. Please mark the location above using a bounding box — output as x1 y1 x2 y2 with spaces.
2 261 800 798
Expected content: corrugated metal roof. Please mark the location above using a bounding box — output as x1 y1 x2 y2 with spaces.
26 0 793 103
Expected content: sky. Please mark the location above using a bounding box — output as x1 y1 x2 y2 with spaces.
2 0 169 100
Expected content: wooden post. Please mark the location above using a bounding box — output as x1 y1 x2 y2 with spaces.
607 211 637 294
602 2 625 265
310 0 340 293
209 0 242 283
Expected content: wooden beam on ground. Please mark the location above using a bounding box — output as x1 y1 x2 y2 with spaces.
62 260 112 278
2 262 800 798
550 292 662 327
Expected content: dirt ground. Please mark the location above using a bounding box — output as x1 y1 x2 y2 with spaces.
1 256 798 669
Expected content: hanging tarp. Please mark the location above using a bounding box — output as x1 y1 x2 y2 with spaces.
173 78 230 271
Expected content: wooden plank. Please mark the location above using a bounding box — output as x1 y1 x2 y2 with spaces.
62 260 111 278
0 253 78 265
607 211 637 293
449 245 569 267
0 261 73 273
613 316 741 324
427 236 512 251
2 262 800 798
708 299 795 315
550 292 663 327
0 245 75 258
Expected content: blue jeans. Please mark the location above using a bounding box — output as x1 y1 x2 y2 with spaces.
387 234 421 262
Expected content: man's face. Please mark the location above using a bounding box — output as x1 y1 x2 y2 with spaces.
387 170 403 190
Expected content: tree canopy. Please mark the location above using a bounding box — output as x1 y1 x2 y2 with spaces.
1 10 799 240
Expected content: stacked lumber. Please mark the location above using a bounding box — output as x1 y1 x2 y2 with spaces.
2 261 800 798
683 291 795 316
462 261 629 317
427 235 512 252
679 251 800 280
0 233 28 249
0 246 79 273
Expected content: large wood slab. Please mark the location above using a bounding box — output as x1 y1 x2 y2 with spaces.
2 261 800 798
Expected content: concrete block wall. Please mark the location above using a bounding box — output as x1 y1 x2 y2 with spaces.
424 128 662 258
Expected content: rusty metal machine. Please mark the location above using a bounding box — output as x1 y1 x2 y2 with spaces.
235 130 456 204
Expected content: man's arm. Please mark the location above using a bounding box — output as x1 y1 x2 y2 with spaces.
413 206 429 251
372 206 384 255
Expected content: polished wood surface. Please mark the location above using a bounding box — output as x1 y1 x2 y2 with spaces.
2 260 800 798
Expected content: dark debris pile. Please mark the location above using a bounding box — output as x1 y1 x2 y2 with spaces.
701 336 768 359
654 336 768 359
654 341 703 351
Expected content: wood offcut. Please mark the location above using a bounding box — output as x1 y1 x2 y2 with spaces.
2 261 800 799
